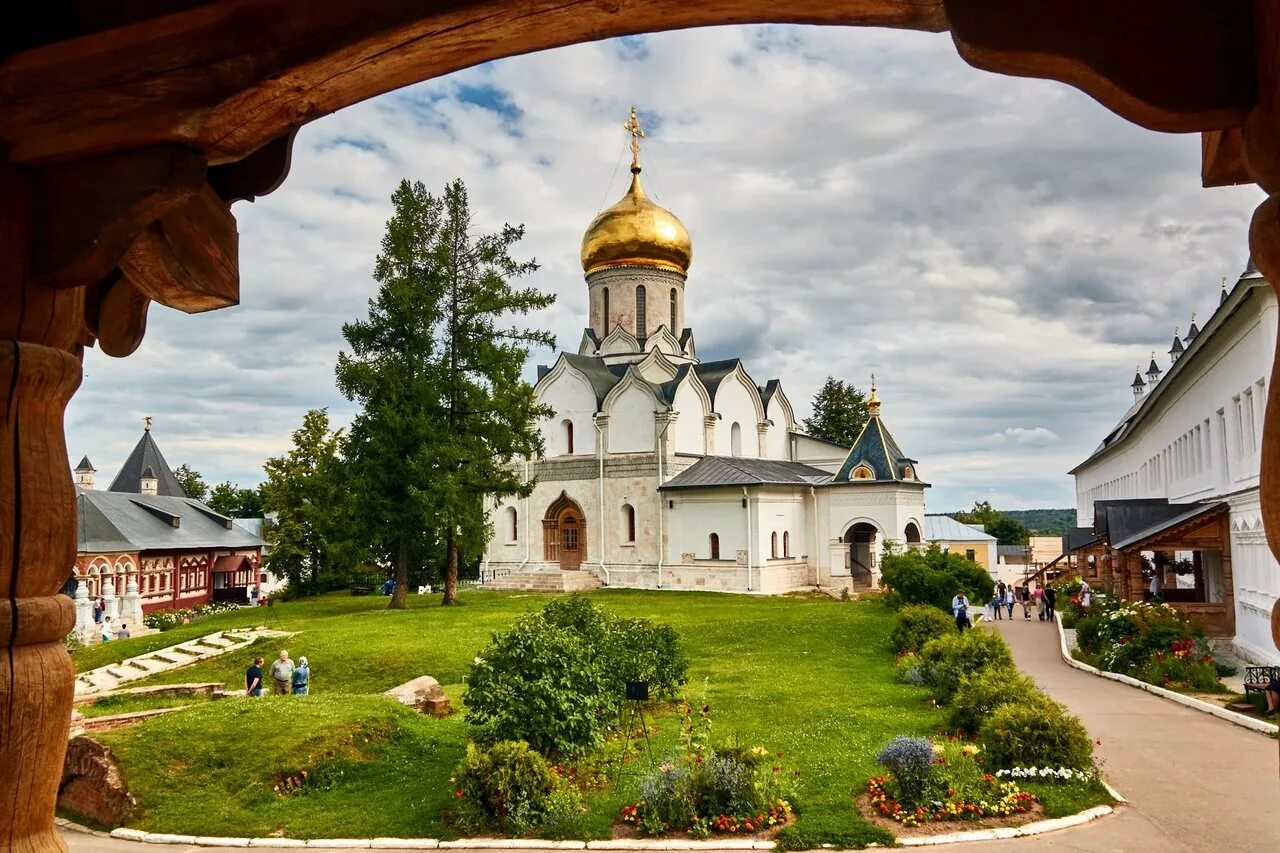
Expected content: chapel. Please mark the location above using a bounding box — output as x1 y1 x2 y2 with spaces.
483 110 930 594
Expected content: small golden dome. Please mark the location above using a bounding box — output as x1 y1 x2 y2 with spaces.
581 168 692 276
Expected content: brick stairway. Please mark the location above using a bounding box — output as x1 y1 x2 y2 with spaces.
484 570 604 592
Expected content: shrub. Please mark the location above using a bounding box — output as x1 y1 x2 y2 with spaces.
875 736 934 807
893 652 927 687
879 543 994 612
891 604 956 653
1073 599 1223 692
918 631 1014 705
978 697 1093 771
452 740 556 834
948 667 1039 735
869 739 1037 827
142 600 241 631
465 598 688 756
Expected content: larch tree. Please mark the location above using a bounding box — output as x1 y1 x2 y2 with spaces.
803 377 870 447
337 178 553 608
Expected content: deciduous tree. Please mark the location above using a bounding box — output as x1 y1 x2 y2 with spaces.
337 179 553 608
173 463 208 501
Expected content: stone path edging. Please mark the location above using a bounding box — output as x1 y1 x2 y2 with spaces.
90 805 1118 850
1052 617 1277 736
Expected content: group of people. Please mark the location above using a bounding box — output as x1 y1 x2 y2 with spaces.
950 578 1092 632
92 596 133 643
987 582 1058 622
245 650 311 697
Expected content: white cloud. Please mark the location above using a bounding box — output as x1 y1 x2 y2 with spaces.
984 427 1063 446
66 25 1264 512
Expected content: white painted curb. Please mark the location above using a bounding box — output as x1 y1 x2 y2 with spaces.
1053 617 1278 736
896 805 1113 846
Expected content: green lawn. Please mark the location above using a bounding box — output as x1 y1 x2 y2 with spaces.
79 692 214 718
77 590 1100 846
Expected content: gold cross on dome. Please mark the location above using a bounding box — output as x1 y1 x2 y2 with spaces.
623 106 646 170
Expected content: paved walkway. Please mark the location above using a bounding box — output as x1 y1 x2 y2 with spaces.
76 628 290 695
63 618 1279 853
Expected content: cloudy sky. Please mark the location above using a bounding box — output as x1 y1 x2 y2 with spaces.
67 24 1264 512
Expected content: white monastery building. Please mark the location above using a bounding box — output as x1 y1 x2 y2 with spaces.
1069 258 1279 665
483 112 934 595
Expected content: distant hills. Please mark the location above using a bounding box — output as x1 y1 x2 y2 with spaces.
998 509 1077 536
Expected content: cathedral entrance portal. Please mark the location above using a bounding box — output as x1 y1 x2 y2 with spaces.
543 492 587 571
844 523 878 586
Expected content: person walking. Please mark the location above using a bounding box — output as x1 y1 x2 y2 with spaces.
271 649 295 695
246 656 265 697
1004 585 1016 619
951 589 971 632
291 656 311 695
992 583 1005 620
92 597 103 625
1033 586 1046 621
1020 585 1032 620
100 616 112 643
1044 584 1057 622
1079 579 1092 609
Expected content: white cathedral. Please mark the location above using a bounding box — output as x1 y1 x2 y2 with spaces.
483 112 930 594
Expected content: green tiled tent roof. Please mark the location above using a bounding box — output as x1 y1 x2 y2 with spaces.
832 414 918 483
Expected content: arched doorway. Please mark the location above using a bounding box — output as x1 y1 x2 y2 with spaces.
843 522 878 584
543 492 587 571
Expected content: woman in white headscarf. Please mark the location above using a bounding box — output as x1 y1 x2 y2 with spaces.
291 656 311 695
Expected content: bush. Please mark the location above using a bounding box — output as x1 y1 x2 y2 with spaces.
948 667 1039 736
142 600 241 631
893 652 927 687
452 740 556 834
868 738 1037 826
875 736 934 807
978 697 1093 771
891 604 956 653
1073 599 1223 692
465 597 688 756
879 543 994 612
918 631 1014 705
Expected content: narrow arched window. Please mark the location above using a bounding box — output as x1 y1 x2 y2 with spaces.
602 287 610 335
730 422 743 457
783 531 791 557
771 531 778 559
709 533 720 560
622 503 636 543
635 284 647 340
563 419 574 455
507 506 518 542
670 288 678 331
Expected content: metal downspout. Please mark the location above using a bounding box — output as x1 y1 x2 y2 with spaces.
656 415 672 589
595 416 609 585
743 486 753 592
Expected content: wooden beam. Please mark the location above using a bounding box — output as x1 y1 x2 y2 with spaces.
1202 128 1250 188
91 274 152 358
944 0 1254 133
0 0 1254 167
208 129 297 205
30 146 206 289
118 184 239 314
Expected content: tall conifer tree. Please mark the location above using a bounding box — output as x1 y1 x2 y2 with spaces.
803 377 870 447
338 179 553 607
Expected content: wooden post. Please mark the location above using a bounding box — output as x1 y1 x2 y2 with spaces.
0 166 83 853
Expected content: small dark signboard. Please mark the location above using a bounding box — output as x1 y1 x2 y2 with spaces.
625 680 649 701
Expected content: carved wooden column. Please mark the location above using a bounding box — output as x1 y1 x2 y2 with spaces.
0 166 83 853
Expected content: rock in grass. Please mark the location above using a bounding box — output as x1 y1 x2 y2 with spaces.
384 675 452 717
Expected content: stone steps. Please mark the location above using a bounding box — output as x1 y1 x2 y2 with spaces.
485 571 604 592
74 627 291 698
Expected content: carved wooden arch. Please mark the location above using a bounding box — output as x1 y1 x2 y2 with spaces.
543 491 584 522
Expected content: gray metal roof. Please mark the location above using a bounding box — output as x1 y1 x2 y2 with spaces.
75 455 95 471
77 488 264 553
997 544 1029 557
107 429 186 497
692 359 745 407
833 413 918 483
923 515 996 542
659 456 831 490
560 353 623 406
1100 499 1227 550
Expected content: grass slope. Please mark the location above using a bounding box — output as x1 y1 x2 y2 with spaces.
83 590 1103 846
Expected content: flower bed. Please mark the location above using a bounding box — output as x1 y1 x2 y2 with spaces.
142 601 241 631
995 766 1097 784
865 738 1036 828
1072 598 1225 692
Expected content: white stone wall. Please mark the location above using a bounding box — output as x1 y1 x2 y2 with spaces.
673 382 708 454
792 433 848 473
587 267 686 343
1071 282 1278 663
1073 285 1276 524
607 385 657 453
765 391 795 461
537 368 598 457
714 373 764 458
815 484 927 586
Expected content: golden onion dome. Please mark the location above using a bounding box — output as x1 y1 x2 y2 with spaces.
580 167 692 277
